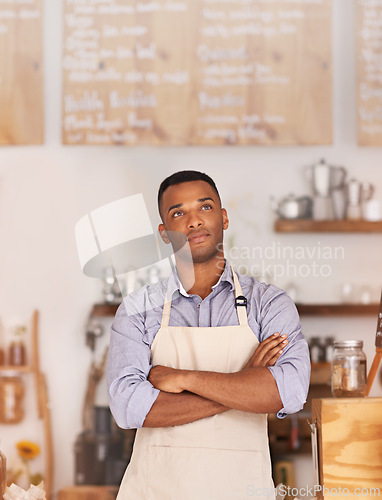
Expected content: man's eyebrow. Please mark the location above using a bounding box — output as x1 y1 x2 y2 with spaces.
168 203 183 214
167 197 215 214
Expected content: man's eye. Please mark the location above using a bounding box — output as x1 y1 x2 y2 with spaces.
172 210 183 218
201 204 212 210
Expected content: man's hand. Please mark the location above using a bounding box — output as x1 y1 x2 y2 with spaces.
243 332 288 370
148 365 186 393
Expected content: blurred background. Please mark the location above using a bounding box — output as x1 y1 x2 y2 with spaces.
0 0 381 498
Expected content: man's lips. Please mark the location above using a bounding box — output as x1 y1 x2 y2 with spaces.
187 230 210 243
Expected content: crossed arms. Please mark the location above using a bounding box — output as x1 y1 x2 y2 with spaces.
107 288 311 430
143 333 287 428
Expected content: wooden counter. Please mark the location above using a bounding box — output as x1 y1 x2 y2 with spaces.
312 398 382 499
58 486 119 500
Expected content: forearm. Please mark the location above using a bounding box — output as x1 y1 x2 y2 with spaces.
142 390 230 428
181 367 283 414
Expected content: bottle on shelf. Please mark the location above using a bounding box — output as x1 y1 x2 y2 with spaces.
309 337 325 363
8 325 27 366
323 336 335 362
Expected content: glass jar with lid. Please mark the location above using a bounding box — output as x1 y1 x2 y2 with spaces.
331 340 367 397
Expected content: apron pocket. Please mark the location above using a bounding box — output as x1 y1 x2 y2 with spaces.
147 445 270 500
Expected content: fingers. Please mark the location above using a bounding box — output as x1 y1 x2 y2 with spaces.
257 333 285 349
243 333 289 369
267 351 283 366
263 339 288 366
255 333 287 356
254 334 288 366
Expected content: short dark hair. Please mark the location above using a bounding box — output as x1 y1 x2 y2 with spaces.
157 170 221 217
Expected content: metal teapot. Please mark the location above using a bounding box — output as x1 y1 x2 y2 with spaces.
305 158 347 197
271 193 313 220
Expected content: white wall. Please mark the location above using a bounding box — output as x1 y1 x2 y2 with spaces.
0 0 381 495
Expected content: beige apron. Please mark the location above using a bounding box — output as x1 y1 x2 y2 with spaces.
117 271 275 500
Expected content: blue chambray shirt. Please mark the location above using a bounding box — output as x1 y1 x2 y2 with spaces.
106 260 311 429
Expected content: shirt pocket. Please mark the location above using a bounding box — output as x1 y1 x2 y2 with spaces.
147 445 268 500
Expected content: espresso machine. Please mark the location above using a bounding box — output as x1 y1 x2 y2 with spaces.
305 159 347 220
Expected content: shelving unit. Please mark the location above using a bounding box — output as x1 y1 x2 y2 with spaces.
274 219 382 233
0 310 53 499
270 218 382 458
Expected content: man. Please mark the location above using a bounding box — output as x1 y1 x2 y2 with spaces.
107 170 310 500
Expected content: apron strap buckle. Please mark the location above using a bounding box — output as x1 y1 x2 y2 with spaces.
235 295 247 308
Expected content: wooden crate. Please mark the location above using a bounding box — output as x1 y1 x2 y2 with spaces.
312 398 382 499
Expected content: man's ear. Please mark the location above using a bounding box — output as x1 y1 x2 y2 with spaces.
222 208 229 230
158 223 171 244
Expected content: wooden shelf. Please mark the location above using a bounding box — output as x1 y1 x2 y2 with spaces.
296 303 379 316
90 302 379 318
91 303 120 317
274 219 382 233
0 365 33 373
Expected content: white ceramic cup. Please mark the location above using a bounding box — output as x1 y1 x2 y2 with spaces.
363 199 381 221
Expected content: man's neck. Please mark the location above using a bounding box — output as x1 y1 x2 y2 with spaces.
176 255 226 300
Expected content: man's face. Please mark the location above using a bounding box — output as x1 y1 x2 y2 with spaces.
158 180 229 264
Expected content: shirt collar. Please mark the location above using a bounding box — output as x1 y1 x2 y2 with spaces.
166 259 235 298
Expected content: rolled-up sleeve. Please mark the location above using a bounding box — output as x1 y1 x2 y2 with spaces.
259 288 311 418
106 297 160 429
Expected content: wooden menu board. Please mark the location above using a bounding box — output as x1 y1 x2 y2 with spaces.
356 0 382 146
0 0 43 145
62 0 332 146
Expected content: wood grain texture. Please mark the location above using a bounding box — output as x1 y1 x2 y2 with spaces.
356 0 382 146
62 0 332 146
58 486 118 500
274 219 382 233
366 348 382 395
31 310 53 500
0 0 43 144
296 303 380 317
312 398 382 499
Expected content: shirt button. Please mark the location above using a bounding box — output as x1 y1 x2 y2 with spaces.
197 303 201 308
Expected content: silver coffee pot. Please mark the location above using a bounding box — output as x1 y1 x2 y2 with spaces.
305 159 347 220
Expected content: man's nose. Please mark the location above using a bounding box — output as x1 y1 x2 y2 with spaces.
187 212 203 228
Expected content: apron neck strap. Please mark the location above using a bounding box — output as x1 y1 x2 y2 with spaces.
161 293 172 328
160 265 248 328
231 267 248 326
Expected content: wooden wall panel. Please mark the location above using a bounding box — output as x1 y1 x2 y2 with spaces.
0 0 43 145
62 0 332 146
356 0 382 146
